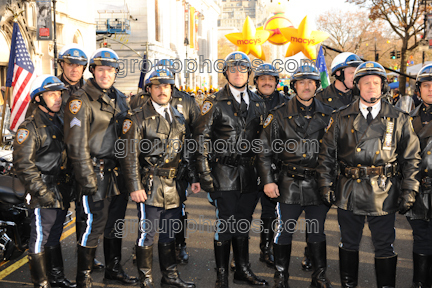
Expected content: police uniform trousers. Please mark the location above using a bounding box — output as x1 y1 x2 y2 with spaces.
208 190 260 242
259 191 277 219
29 208 67 254
407 218 432 255
338 208 396 257
273 203 329 245
136 204 182 247
76 194 128 247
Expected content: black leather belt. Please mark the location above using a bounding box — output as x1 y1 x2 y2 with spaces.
148 167 178 179
281 163 316 179
340 162 398 179
214 155 255 167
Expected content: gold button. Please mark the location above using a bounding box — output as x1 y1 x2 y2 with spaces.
410 117 413 120
256 103 259 107
234 113 238 116
356 148 361 152
116 120 118 123
293 167 296 170
52 135 56 139
371 165 375 168
328 98 332 102
387 117 391 121
302 154 306 158
428 151 431 155
151 116 155 119
371 181 375 185
108 169 111 171
357 164 361 167
179 159 181 162
257 131 259 133
165 159 169 163
357 179 361 183
425 169 428 173
150 175 153 178
289 116 292 119
348 115 350 118
319 139 322 143
376 151 380 155
292 175 295 178
351 129 354 133
141 96 144 99
227 101 231 105
303 140 306 143
179 98 182 101
60 166 64 170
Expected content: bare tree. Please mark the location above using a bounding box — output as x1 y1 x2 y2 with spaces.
347 0 427 94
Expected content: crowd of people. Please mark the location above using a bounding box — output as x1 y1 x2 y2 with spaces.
11 43 432 288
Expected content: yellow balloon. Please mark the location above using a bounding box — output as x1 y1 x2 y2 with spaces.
263 14 294 45
225 16 271 60
280 16 329 60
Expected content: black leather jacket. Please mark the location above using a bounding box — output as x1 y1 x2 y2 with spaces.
194 84 266 192
256 90 289 115
14 108 71 209
406 104 432 220
315 83 357 110
257 97 332 205
317 99 421 216
64 79 129 202
120 99 191 209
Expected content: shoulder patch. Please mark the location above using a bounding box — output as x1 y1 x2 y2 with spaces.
123 119 133 134
263 114 273 128
16 129 29 144
201 101 213 115
69 100 82 114
325 117 334 133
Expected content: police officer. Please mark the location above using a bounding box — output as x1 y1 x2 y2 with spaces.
406 64 432 287
253 63 288 268
256 65 333 288
316 52 362 109
317 61 421 288
194 51 268 288
120 68 199 288
14 75 75 288
130 59 200 265
64 48 136 287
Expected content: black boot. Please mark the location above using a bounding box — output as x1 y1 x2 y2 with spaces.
76 245 95 288
175 213 189 265
103 237 138 285
28 252 50 288
259 218 275 268
273 243 291 288
76 220 104 272
302 246 312 271
230 257 236 272
232 236 268 286
375 254 397 288
339 246 358 288
308 241 333 288
412 253 431 288
136 245 154 288
214 240 231 288
158 241 195 288
45 244 76 288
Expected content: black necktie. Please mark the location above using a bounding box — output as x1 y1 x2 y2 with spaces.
164 108 171 125
367 107 373 125
240 92 247 118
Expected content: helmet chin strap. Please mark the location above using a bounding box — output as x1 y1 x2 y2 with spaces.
228 79 248 90
336 69 350 91
359 94 381 104
36 96 56 114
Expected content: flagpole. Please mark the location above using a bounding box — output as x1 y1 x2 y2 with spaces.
0 87 10 146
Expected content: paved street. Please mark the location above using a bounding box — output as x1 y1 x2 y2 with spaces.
0 191 415 288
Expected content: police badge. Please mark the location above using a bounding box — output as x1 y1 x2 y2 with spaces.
16 129 29 144
73 50 79 57
201 101 213 115
263 114 273 128
123 119 133 134
69 100 82 114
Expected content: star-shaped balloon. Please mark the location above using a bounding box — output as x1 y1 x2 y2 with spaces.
225 16 271 60
280 16 329 60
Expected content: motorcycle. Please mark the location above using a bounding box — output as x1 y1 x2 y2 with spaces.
0 134 72 262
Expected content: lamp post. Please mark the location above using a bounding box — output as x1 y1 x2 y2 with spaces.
53 0 58 76
184 37 189 89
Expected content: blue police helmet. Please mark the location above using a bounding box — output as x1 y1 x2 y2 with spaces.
289 64 321 93
144 69 175 87
331 52 363 76
30 75 67 99
223 51 251 72
254 63 279 82
353 61 387 85
416 64 432 92
89 48 119 70
58 44 88 67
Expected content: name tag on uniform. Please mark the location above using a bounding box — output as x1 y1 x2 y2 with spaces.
383 119 394 151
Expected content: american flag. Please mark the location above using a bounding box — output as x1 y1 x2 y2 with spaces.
6 22 36 132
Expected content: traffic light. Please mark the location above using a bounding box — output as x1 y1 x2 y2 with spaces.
396 51 401 59
390 50 396 59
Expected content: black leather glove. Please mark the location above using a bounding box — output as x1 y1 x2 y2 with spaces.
398 189 416 214
320 187 336 207
199 173 214 193
38 190 55 207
